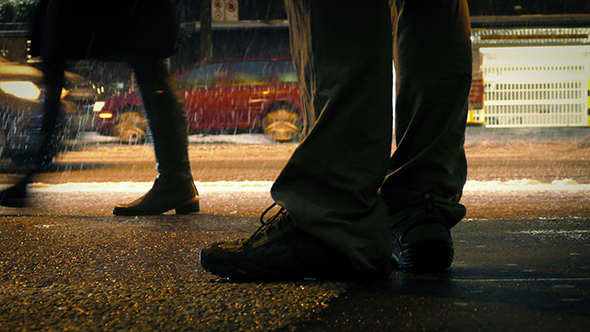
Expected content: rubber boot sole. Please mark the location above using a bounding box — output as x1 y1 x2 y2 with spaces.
113 196 200 216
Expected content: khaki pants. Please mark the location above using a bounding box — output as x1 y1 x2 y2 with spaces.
273 0 472 274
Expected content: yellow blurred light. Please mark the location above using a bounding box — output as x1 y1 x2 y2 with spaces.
60 88 69 99
0 81 41 100
99 112 113 119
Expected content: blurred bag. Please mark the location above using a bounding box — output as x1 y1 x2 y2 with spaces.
30 0 180 60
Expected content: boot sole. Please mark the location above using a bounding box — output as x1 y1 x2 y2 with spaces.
113 196 200 216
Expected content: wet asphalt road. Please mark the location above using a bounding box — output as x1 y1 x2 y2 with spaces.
1 188 589 331
0 127 589 331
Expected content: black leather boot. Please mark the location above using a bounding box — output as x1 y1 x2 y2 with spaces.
113 176 199 215
113 57 199 216
0 173 33 208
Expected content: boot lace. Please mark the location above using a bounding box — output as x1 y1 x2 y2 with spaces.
241 203 290 245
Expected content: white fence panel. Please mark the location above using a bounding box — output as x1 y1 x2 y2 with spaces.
480 46 590 128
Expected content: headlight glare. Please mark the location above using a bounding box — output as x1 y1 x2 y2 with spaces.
0 81 42 100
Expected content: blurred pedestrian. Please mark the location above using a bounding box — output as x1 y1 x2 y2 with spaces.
0 0 199 215
200 0 472 281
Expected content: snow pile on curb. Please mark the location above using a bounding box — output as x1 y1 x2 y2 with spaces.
26 179 590 193
463 178 590 192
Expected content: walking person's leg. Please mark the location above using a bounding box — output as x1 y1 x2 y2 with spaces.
0 56 66 207
113 56 199 216
37 56 67 169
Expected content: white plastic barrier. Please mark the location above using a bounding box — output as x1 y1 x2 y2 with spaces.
480 46 590 127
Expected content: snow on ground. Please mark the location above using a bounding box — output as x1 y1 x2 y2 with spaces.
463 178 590 192
79 132 275 145
30 181 274 193
28 179 590 193
188 134 276 144
39 131 590 194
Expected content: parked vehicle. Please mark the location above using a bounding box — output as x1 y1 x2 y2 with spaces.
467 70 485 125
0 56 98 165
94 57 303 143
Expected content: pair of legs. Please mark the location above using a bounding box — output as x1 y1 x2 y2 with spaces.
275 0 472 272
201 0 472 281
0 55 198 215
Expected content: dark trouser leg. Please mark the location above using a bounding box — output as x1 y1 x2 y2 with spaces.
272 0 394 274
128 56 193 183
113 56 198 216
381 0 472 226
37 56 66 168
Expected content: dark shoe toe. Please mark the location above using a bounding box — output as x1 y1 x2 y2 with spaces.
391 210 454 273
